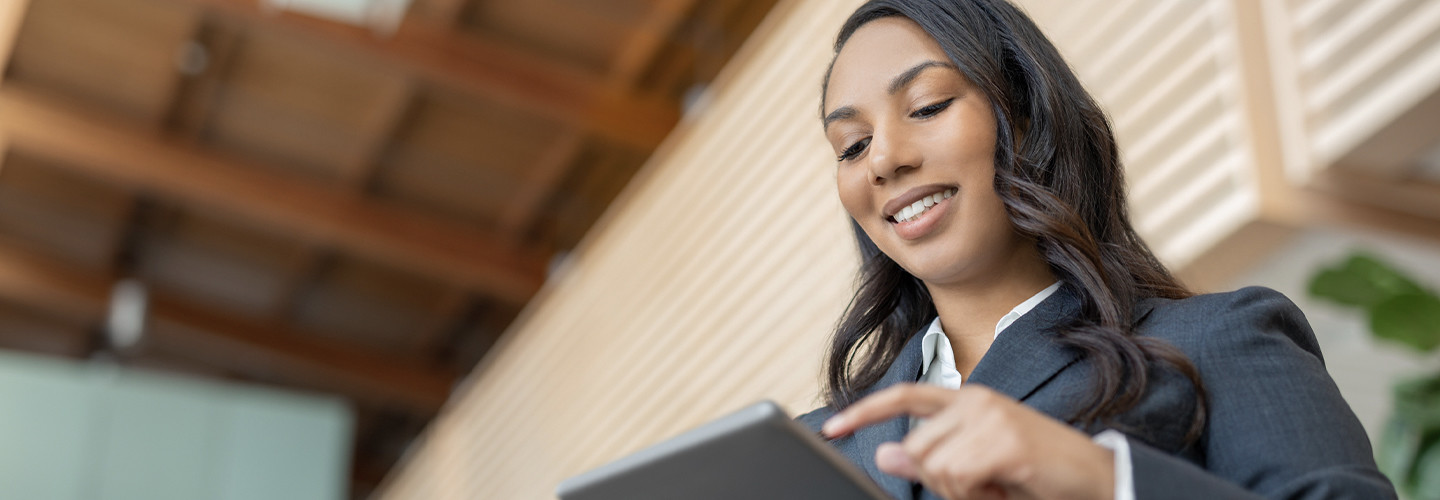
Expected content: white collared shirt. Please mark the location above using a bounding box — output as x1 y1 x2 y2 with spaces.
916 281 1062 390
911 281 1134 500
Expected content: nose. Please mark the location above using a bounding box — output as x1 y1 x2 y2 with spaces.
865 126 920 185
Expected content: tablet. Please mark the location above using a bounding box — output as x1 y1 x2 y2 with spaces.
555 400 891 500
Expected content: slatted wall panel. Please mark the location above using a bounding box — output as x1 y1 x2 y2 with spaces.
376 1 863 498
1018 0 1260 267
1267 0 1440 174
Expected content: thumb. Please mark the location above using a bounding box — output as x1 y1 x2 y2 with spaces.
876 442 918 479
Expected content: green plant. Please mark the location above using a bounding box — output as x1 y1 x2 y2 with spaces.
1310 252 1440 498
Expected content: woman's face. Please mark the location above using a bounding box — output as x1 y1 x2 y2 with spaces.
823 17 1031 288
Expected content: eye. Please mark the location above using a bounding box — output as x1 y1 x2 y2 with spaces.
910 98 955 119
837 137 871 162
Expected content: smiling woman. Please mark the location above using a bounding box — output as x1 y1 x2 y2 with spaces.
794 1 1399 499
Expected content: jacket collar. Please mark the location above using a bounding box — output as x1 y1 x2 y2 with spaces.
841 284 1083 500
967 283 1083 401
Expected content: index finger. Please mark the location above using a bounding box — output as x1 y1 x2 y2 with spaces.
822 384 955 437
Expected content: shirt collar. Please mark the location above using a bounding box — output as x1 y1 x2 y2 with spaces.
919 281 1063 379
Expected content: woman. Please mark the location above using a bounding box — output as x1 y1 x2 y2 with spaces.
795 1 1397 499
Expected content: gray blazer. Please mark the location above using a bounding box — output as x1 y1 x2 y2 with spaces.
796 285 1396 499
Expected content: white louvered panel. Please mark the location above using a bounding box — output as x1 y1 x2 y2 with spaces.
1083 1 1190 86
1298 0 1414 76
1154 182 1259 267
1113 43 1229 172
1139 150 1246 232
1021 0 1260 268
1307 0 1440 113
1099 8 1214 111
1124 78 1231 177
1271 0 1440 171
1293 0 1349 31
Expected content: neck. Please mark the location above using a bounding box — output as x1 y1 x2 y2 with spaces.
924 241 1055 375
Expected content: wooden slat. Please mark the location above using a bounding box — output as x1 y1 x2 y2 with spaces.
175 0 679 150
412 0 470 27
0 240 452 412
607 0 697 91
1230 0 1301 217
0 86 547 304
497 129 584 237
0 0 27 76
344 80 418 190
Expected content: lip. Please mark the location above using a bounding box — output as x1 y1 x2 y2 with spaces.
883 184 958 219
891 192 953 240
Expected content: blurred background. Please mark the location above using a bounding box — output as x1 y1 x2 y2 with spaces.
0 0 1437 499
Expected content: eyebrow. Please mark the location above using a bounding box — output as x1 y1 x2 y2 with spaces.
888 60 952 94
823 60 955 130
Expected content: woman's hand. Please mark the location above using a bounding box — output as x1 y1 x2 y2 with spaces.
821 384 1115 500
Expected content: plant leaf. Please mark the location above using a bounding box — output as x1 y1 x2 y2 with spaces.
1378 414 1421 493
1370 293 1440 353
1309 254 1425 308
1414 433 1440 500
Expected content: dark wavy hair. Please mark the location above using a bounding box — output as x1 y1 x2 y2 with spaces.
820 0 1206 442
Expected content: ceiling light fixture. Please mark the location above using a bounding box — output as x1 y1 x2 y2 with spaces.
262 0 414 35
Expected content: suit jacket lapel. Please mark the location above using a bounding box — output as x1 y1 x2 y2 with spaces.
837 331 925 500
967 284 1083 402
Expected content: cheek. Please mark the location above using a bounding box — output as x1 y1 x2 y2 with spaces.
835 168 870 218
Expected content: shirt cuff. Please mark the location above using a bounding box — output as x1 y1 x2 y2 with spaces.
1091 429 1135 500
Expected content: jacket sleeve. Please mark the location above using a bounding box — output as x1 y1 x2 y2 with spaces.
1131 286 1396 499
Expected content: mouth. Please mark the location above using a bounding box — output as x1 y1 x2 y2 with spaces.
886 187 957 224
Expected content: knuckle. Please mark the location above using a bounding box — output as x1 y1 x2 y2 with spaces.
944 460 968 478
903 432 937 459
922 458 948 480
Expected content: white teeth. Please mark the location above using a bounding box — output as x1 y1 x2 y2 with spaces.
894 188 958 223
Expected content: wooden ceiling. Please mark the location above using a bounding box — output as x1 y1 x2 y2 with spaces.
0 0 777 496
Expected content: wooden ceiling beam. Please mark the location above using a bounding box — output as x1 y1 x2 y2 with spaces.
175 0 679 150
411 0 470 27
344 79 417 191
607 0 698 91
0 240 452 412
499 129 585 238
0 86 547 305
161 12 247 138
0 0 27 77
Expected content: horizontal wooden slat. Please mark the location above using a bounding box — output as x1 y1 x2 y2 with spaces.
0 0 27 73
174 0 680 150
